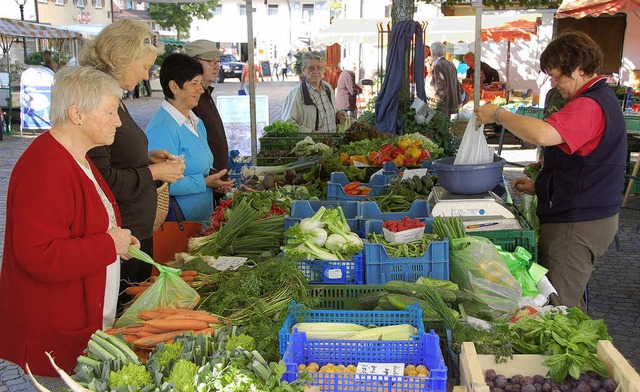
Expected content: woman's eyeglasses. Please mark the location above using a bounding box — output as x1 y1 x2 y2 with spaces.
143 35 158 46
196 57 222 66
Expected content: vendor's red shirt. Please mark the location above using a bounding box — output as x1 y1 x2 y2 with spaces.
545 76 607 156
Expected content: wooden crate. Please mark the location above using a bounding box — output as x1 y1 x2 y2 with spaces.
459 341 640 392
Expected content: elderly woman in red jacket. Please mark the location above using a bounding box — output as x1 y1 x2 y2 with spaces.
0 66 140 376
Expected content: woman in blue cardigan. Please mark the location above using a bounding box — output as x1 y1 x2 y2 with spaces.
146 53 233 226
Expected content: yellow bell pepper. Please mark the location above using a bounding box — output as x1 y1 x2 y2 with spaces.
412 140 423 148
340 152 350 165
367 151 379 163
396 137 412 151
392 154 405 167
405 147 421 160
350 155 369 165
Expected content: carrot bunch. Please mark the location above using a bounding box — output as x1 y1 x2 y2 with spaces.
124 270 199 300
105 308 224 362
343 181 371 196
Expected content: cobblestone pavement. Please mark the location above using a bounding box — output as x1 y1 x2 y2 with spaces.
0 80 638 391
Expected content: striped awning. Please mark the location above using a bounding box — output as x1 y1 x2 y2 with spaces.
0 18 82 39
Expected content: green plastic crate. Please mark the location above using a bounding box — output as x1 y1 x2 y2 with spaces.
625 115 640 131
259 135 304 153
516 106 544 120
308 284 386 310
259 132 344 153
472 206 537 262
256 156 298 166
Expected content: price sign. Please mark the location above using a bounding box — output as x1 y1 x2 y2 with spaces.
356 362 405 377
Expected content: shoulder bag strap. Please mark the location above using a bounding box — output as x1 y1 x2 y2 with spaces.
169 196 186 231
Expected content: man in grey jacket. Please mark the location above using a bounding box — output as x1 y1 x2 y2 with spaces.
430 41 465 116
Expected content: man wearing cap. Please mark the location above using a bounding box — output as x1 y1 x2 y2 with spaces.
184 39 229 175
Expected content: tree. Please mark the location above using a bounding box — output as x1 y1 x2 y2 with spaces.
148 1 218 40
391 0 416 117
417 0 562 10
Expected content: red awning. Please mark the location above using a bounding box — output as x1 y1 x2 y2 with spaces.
556 0 640 18
0 17 82 39
481 14 541 42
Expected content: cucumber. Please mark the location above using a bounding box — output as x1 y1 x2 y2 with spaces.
358 290 384 310
422 175 434 189
413 175 423 193
377 294 395 310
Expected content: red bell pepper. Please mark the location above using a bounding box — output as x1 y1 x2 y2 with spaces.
418 149 431 162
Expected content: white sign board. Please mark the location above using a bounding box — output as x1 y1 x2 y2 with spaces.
20 67 55 133
216 95 269 156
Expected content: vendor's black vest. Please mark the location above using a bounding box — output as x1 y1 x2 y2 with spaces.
535 78 626 223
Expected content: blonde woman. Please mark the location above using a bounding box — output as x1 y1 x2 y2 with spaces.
0 66 140 376
79 19 186 306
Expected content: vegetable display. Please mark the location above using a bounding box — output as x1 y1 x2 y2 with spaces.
484 369 618 392
282 206 363 261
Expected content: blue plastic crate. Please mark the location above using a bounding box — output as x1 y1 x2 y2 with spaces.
364 220 449 284
282 331 448 392
299 252 364 285
381 160 434 176
284 200 360 232
359 200 431 222
278 300 425 356
327 172 390 201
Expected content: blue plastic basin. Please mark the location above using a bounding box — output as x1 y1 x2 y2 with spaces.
432 156 505 194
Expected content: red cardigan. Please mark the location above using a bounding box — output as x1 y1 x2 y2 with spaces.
0 132 121 376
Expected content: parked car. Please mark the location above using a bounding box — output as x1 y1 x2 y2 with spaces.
218 54 244 83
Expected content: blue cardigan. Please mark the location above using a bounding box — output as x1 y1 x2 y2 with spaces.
146 105 214 226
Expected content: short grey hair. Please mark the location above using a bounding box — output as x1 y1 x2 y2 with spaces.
49 66 122 126
431 42 446 57
302 51 324 68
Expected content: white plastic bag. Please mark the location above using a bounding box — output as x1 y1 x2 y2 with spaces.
410 96 436 125
454 114 494 165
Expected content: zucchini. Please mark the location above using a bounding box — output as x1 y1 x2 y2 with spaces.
358 290 384 310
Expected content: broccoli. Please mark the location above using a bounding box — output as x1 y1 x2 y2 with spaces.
167 359 199 392
109 363 153 390
154 342 184 370
225 333 256 352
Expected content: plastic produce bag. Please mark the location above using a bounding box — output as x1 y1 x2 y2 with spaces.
520 194 540 232
454 114 494 165
496 246 547 297
114 247 200 328
449 236 522 321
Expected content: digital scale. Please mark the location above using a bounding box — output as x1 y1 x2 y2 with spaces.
428 186 523 232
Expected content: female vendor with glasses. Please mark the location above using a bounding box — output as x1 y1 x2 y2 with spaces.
475 31 626 309
280 51 348 133
79 19 186 309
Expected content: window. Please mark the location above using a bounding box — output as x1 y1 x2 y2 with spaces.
239 4 246 15
268 4 278 16
302 4 314 23
214 4 222 15
55 0 65 5
126 1 133 9
95 0 103 8
76 0 85 7
37 0 48 4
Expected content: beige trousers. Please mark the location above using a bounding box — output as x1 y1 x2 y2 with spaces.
538 214 619 309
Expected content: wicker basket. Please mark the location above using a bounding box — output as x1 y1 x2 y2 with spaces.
153 181 169 232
